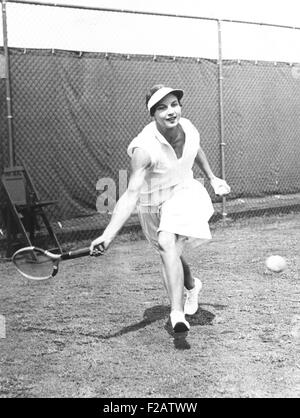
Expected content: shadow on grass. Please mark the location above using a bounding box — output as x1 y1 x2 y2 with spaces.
105 304 216 351
105 305 170 339
164 307 216 350
22 304 217 350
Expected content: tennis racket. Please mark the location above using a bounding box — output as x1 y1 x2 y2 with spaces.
12 245 104 281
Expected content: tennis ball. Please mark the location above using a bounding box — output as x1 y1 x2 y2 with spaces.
265 255 287 273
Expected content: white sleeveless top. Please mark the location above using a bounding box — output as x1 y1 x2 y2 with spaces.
127 118 200 207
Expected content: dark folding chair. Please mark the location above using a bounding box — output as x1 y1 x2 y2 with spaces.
1 165 62 257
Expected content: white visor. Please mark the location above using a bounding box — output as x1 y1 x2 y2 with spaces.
147 87 184 113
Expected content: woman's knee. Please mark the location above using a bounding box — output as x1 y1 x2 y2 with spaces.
157 232 176 253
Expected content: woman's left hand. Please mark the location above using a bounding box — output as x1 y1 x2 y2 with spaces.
210 177 231 196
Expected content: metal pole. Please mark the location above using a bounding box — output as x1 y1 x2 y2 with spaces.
8 1 300 31
1 0 15 168
217 20 227 219
6 1 220 22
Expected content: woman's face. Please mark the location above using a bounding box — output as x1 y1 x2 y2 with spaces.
153 93 181 132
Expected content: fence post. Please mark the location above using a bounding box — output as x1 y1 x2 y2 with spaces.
217 20 227 219
1 0 15 168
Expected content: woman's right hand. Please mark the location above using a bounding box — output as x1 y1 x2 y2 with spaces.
89 235 109 256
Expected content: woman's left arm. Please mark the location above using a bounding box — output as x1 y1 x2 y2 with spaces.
195 146 231 196
195 146 216 182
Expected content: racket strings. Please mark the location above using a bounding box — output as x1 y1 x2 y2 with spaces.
13 249 56 280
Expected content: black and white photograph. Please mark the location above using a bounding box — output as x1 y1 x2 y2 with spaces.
0 0 299 401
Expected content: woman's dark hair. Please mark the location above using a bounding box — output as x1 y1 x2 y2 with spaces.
146 84 182 117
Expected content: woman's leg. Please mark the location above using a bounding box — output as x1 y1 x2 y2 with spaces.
180 256 195 290
181 256 202 315
158 231 185 312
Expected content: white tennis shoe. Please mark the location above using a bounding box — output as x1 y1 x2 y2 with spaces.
184 277 202 315
170 310 190 333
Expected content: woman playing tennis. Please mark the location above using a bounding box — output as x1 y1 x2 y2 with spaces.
90 84 230 333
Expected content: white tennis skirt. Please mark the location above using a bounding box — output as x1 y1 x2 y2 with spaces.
137 179 214 250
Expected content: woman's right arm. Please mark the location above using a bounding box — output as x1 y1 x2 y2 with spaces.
90 148 151 253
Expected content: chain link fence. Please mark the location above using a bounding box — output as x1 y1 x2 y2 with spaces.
1 1 300 255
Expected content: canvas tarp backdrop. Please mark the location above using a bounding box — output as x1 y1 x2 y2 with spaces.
0 48 300 225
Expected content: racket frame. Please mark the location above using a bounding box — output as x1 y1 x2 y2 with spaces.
11 245 101 281
12 246 61 280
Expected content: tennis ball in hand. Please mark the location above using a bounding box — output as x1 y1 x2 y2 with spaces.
265 255 287 273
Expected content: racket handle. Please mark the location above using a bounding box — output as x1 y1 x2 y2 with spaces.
61 247 90 260
60 244 104 260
